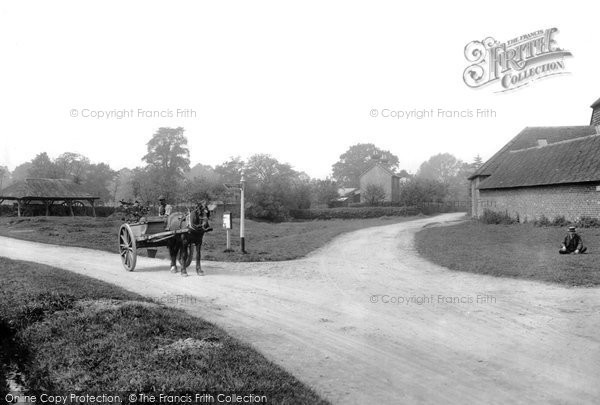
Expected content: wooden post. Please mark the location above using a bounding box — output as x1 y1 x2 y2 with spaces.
17 200 21 217
240 172 246 253
44 200 49 217
90 200 96 217
68 200 74 217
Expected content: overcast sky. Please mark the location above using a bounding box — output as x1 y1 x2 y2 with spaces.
1 1 598 178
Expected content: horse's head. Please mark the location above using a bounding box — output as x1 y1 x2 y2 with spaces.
189 201 210 231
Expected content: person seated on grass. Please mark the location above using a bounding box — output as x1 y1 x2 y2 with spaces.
559 226 587 254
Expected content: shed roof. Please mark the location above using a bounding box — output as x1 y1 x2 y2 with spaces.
0 178 99 200
478 133 600 189
469 126 598 180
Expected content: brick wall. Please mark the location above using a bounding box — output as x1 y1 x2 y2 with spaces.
477 183 600 222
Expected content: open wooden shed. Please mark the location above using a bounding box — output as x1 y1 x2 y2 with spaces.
0 178 99 217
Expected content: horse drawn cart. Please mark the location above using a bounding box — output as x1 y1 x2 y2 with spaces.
118 216 193 271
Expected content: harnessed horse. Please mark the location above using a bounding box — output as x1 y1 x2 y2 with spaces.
166 202 212 276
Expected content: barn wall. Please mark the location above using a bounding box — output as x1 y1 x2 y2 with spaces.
360 166 393 202
478 183 600 222
391 177 400 203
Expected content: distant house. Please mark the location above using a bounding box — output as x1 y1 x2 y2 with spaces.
359 162 405 203
469 97 600 222
330 187 360 207
0 178 99 217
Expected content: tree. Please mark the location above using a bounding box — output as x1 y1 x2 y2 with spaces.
242 154 309 220
417 153 464 183
311 178 339 206
332 143 399 187
55 152 90 183
82 163 116 203
0 166 10 190
110 168 135 204
186 163 220 183
11 162 32 183
214 156 245 184
131 167 161 203
472 155 483 169
28 152 61 178
399 178 448 205
417 153 470 201
142 127 190 199
245 154 297 184
363 183 387 205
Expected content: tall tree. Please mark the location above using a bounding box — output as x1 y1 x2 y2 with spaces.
332 143 399 187
417 153 470 201
245 154 297 184
11 162 32 183
55 152 90 183
0 166 9 190
142 127 190 199
28 152 61 178
82 163 116 202
214 156 245 184
417 153 464 184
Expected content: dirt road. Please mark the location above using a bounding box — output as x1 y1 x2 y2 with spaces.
1 213 599 404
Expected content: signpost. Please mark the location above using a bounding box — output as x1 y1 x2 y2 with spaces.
223 171 247 253
223 211 233 252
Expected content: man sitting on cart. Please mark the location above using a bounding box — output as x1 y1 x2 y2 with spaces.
158 195 173 217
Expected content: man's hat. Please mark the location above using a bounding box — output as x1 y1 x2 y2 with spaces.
568 226 576 232
158 195 165 201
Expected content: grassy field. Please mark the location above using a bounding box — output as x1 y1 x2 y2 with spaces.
0 257 328 403
415 221 600 287
0 215 419 262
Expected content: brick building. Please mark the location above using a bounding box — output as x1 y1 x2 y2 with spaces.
469 98 600 222
359 162 402 203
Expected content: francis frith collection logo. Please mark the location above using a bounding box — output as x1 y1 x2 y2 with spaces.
463 28 572 92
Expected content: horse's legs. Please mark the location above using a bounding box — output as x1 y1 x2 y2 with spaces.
168 239 178 273
180 236 189 277
196 239 204 276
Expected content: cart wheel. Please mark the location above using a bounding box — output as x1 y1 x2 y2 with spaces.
119 224 137 271
179 244 193 268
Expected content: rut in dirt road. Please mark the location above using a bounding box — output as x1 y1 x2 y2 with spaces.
1 213 599 404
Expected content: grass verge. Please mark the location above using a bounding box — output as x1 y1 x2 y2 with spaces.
0 257 328 403
0 215 419 262
415 221 600 287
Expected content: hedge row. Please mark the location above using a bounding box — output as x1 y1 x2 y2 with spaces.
0 205 116 217
289 206 421 220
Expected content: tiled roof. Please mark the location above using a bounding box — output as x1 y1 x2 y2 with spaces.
469 126 598 180
0 178 99 200
478 134 600 189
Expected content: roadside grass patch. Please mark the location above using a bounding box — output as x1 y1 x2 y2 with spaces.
415 221 600 287
0 215 417 262
0 258 327 403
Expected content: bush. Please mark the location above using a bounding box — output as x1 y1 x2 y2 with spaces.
246 191 290 222
551 215 570 227
575 216 600 228
289 206 420 220
479 209 518 225
534 214 551 227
